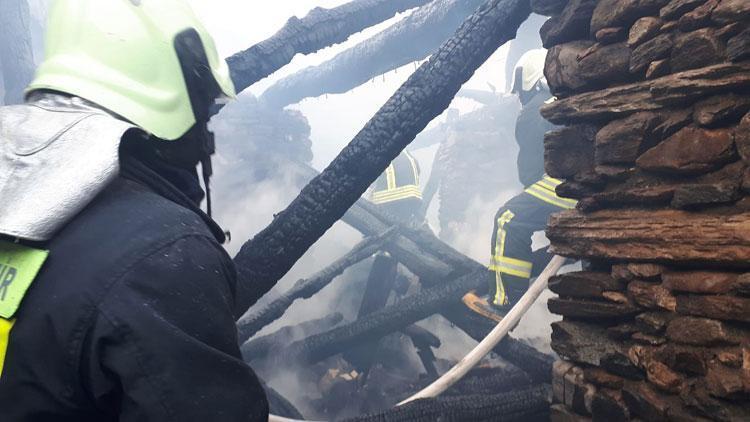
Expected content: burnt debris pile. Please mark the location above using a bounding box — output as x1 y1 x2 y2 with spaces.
537 0 750 419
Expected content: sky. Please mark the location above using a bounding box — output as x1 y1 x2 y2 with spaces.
189 0 513 168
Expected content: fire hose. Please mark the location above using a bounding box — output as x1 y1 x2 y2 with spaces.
267 255 565 422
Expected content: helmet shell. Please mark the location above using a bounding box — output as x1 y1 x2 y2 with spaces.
27 0 236 141
512 49 547 93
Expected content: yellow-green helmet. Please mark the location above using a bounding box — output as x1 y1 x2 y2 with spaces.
27 0 236 141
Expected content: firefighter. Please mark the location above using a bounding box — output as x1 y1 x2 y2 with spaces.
0 1 268 420
464 49 577 319
345 151 423 372
370 150 423 224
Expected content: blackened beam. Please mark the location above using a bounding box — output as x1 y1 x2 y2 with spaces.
232 0 532 314
261 0 487 108
225 0 432 94
240 312 344 362
276 267 491 365
344 384 552 422
236 228 396 342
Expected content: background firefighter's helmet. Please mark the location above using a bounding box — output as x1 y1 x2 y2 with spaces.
27 0 236 141
511 49 547 94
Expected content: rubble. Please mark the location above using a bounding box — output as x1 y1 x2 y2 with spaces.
540 0 750 418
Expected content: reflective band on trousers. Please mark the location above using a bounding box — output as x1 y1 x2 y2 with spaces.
490 256 532 278
524 177 577 210
491 210 514 305
371 185 422 204
0 318 13 379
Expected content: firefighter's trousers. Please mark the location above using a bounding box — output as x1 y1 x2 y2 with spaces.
489 176 577 306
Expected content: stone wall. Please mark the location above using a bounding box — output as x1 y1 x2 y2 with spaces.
533 0 750 419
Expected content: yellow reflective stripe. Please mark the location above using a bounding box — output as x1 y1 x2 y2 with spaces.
492 210 515 306
536 179 559 192
0 318 14 379
371 185 422 204
491 256 533 278
404 151 420 186
525 185 578 209
385 164 396 191
543 176 563 185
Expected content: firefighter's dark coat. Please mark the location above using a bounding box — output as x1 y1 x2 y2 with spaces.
0 155 269 421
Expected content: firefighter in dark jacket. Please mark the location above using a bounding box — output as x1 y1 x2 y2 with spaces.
464 50 577 319
370 150 423 224
0 1 268 420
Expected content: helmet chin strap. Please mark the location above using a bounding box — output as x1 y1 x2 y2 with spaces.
198 125 216 217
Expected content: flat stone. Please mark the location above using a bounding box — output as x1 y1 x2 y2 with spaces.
727 28 750 62
711 0 750 24
694 93 750 127
531 0 569 15
660 0 705 19
671 180 741 209
545 125 597 178
628 263 666 280
736 112 750 161
622 381 672 420
677 295 750 322
549 297 640 319
546 41 632 95
595 112 662 165
632 332 667 346
596 27 627 44
645 59 671 79
666 316 744 345
591 0 668 35
549 271 627 298
552 320 627 366
678 0 721 31
630 33 674 74
591 389 630 422
584 367 625 389
662 270 739 294
646 360 684 393
670 28 726 73
607 323 639 341
628 281 677 311
636 126 737 176
628 17 663 47
635 311 674 334
541 0 598 47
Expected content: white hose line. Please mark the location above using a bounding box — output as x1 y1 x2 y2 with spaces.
397 255 566 406
268 255 566 421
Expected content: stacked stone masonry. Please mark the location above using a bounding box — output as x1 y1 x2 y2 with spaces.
534 0 750 420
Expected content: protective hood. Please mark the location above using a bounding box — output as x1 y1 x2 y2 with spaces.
0 95 135 241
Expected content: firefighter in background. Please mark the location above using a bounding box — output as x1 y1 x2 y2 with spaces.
370 150 423 224
464 49 577 320
346 151 423 373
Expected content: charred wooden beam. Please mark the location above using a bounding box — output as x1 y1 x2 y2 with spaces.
445 366 532 396
237 228 394 341
261 0 486 107
344 384 552 422
225 0 432 93
0 0 35 104
232 0 531 314
278 268 490 365
240 313 344 362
